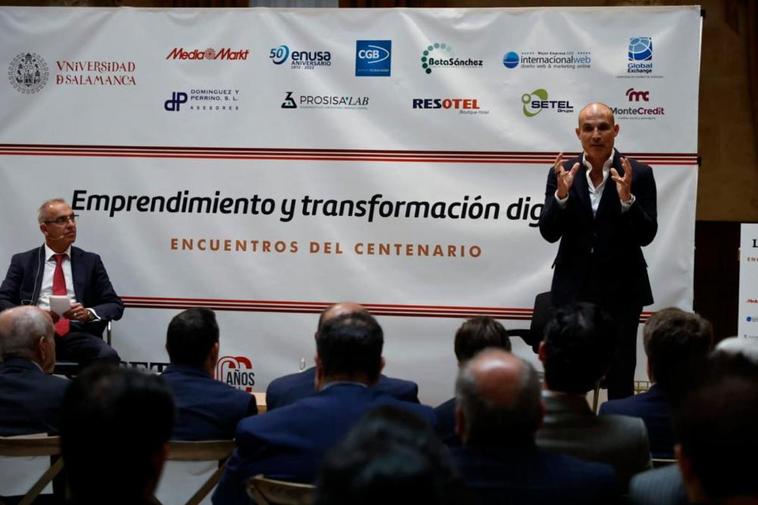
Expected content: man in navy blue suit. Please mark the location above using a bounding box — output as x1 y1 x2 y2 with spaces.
0 199 123 366
450 348 620 505
161 307 257 440
434 316 511 446
539 103 657 400
213 311 436 505
265 302 419 409
600 308 712 458
0 306 70 436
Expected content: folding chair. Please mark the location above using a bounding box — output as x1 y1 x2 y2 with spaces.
0 435 63 505
154 440 234 505
506 291 553 354
246 475 314 505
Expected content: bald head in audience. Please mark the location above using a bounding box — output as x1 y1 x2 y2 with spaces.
317 302 367 334
455 349 542 446
0 306 56 372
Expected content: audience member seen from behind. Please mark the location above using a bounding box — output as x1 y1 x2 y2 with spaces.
451 348 619 505
674 353 758 505
213 311 436 505
435 316 512 446
600 308 713 458
265 302 418 410
536 303 651 487
162 307 257 440
60 365 175 505
0 306 69 436
315 405 467 505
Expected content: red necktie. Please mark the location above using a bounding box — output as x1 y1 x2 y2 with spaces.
52 253 70 337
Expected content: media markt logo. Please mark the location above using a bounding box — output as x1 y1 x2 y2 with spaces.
8 52 49 94
166 47 250 61
503 49 591 70
216 355 255 393
268 44 331 70
420 42 483 75
280 91 369 110
521 89 574 117
627 37 653 74
355 40 391 77
164 88 240 112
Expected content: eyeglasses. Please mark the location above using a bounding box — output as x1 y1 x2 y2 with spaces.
44 214 79 225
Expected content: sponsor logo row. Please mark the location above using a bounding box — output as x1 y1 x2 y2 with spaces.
9 36 660 95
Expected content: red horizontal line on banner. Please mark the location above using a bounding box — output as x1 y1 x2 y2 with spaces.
0 144 700 165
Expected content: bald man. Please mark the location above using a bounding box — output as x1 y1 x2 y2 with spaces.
450 349 619 505
0 306 70 435
265 302 419 409
538 102 658 399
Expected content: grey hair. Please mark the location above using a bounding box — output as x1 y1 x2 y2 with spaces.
37 198 68 224
0 306 54 359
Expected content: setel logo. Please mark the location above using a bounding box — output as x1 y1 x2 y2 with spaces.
521 89 574 117
626 88 650 102
269 45 331 69
627 37 653 74
164 91 188 111
355 40 392 77
166 47 250 61
216 355 256 393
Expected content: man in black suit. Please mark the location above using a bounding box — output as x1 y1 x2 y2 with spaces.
265 301 418 409
538 102 658 399
213 311 435 505
450 348 620 505
0 305 69 436
0 198 123 366
161 307 257 440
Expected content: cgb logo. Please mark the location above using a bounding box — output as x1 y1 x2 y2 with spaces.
355 40 392 77
216 355 256 393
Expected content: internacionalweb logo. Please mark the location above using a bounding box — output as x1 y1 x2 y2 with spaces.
8 52 49 94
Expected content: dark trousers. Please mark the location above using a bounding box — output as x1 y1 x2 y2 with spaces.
603 304 643 400
55 331 120 367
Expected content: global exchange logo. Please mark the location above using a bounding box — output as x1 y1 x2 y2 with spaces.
268 45 331 70
420 42 483 75
355 40 391 77
216 355 255 393
628 37 653 74
521 89 574 117
8 52 49 94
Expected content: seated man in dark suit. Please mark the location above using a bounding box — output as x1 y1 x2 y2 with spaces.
536 303 652 487
0 198 123 367
161 307 257 440
434 316 511 445
213 311 436 505
451 348 620 505
60 365 175 505
600 308 712 458
0 306 70 435
265 301 418 409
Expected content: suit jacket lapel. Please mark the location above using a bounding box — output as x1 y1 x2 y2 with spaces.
33 245 46 304
595 150 622 222
70 247 84 302
572 153 593 218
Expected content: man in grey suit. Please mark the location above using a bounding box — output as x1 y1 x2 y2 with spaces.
536 302 651 487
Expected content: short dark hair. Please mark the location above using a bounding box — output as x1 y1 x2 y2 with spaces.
315 406 464 505
60 365 175 505
542 303 616 394
166 308 219 368
674 356 758 500
316 312 383 382
454 316 511 363
643 308 712 395
456 354 541 446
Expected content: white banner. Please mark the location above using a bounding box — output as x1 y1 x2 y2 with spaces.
0 6 701 404
739 223 758 339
